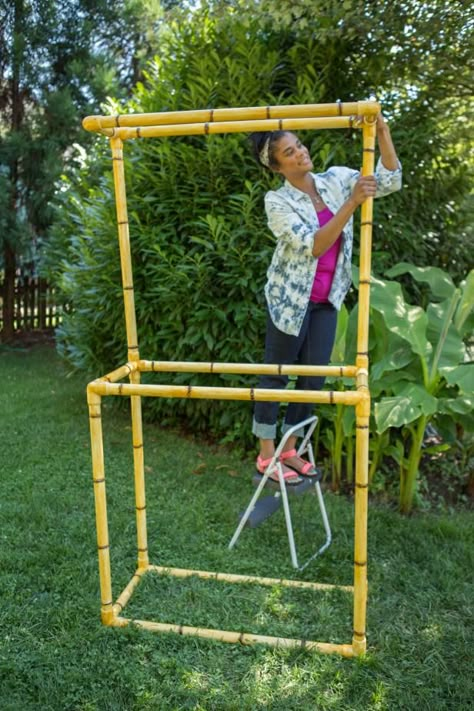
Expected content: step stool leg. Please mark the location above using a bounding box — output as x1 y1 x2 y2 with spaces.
228 467 274 550
277 460 299 569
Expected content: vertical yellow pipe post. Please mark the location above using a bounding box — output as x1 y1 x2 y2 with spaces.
87 386 114 624
352 117 377 655
110 137 148 569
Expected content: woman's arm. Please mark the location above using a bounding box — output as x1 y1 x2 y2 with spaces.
312 177 376 257
312 114 401 257
376 113 399 171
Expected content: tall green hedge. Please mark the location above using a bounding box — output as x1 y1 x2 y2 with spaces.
45 4 472 448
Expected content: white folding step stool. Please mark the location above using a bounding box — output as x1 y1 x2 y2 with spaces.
228 415 332 571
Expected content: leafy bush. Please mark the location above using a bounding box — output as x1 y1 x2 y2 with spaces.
44 4 473 456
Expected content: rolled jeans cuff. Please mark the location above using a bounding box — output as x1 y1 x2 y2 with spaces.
252 417 306 441
252 417 277 440
281 421 306 439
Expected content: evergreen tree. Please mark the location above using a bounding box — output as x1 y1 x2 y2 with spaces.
0 0 165 340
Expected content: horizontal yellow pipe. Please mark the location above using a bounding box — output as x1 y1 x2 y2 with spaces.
147 565 354 593
97 116 360 140
83 101 380 133
95 361 138 384
111 616 355 656
139 360 357 378
89 381 364 406
113 568 147 616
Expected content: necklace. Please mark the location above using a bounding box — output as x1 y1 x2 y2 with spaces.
308 190 324 206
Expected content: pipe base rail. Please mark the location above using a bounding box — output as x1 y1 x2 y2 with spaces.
106 564 355 657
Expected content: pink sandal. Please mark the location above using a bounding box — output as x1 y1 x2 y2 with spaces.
255 454 303 487
279 449 319 478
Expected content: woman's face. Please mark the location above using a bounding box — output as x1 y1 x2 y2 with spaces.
272 132 313 177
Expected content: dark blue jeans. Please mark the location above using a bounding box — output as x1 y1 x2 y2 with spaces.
252 302 338 440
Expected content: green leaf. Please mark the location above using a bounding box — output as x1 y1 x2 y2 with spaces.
375 384 438 433
386 262 455 301
370 331 415 381
342 406 355 436
440 364 474 394
423 443 451 455
454 270 474 334
426 296 465 372
437 394 474 416
370 276 431 359
330 304 349 363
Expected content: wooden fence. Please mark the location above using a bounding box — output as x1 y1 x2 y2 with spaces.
0 274 62 332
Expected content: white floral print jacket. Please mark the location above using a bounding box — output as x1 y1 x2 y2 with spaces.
264 157 402 336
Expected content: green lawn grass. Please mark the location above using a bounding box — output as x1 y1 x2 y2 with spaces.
1 344 473 710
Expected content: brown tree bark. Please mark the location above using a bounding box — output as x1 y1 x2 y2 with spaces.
1 0 24 341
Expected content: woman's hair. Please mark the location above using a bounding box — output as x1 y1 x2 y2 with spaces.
248 130 288 171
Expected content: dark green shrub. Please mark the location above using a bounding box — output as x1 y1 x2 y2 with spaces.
44 4 473 450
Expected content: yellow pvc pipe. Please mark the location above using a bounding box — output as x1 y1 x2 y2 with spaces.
130 374 148 569
356 120 377 372
87 387 114 625
112 616 355 657
95 361 137 384
351 120 376 656
113 568 147 616
83 101 380 133
96 116 360 140
110 137 149 569
88 381 365 406
147 565 354 593
110 137 139 363
139 360 357 378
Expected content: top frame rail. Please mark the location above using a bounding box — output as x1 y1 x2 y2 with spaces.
83 100 380 136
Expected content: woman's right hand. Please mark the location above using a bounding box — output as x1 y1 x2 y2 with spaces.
350 175 377 206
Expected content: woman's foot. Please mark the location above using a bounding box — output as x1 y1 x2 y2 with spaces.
279 449 319 478
256 454 303 486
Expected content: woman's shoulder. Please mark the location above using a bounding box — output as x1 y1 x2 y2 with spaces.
264 183 294 206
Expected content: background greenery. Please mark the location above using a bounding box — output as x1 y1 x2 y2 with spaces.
1 344 473 710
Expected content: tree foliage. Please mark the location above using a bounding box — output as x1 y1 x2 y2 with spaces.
0 0 166 339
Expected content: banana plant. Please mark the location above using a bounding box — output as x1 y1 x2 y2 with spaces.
368 264 474 513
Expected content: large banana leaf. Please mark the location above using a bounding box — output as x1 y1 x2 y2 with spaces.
426 298 466 370
369 328 416 381
370 276 432 359
375 383 438 433
385 262 455 301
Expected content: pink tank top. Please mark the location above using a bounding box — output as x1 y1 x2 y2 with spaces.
310 206 341 303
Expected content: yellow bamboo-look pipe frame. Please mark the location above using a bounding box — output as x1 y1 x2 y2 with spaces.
84 101 378 657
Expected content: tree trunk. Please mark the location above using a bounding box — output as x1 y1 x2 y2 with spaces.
1 243 16 341
1 0 24 341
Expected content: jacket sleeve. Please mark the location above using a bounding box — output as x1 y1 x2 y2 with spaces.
264 191 315 257
373 157 402 197
328 161 402 199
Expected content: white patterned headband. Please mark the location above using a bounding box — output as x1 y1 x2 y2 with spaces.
259 137 271 168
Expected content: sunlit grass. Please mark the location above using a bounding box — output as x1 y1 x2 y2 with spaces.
1 343 473 710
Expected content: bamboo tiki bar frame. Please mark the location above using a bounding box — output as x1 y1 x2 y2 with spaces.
83 100 379 658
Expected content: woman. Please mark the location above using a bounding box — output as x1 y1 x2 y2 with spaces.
250 114 402 486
